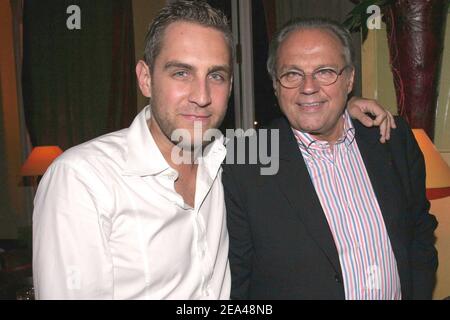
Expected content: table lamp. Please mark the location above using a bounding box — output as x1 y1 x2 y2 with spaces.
412 129 450 200
20 146 63 177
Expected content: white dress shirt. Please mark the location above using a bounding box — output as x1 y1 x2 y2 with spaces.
33 106 231 300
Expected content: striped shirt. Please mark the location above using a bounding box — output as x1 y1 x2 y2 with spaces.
292 111 401 300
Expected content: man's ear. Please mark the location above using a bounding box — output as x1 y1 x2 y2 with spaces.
347 67 355 94
273 78 279 97
136 60 152 98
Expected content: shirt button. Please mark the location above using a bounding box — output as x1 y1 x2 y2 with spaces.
203 286 211 297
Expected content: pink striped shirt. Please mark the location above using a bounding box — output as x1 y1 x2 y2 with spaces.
293 111 401 300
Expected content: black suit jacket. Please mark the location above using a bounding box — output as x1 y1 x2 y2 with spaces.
222 116 438 300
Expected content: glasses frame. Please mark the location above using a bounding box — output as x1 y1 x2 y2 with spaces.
276 65 352 89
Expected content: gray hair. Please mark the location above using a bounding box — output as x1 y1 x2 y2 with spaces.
144 0 233 72
267 18 355 79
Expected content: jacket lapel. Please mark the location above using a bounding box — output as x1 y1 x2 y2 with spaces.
353 122 403 237
271 118 342 276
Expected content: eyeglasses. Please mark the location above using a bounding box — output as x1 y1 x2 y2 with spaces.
277 65 352 89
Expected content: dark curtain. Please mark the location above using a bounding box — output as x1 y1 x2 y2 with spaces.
207 0 236 131
0 76 17 238
262 0 277 41
254 0 281 127
22 0 136 150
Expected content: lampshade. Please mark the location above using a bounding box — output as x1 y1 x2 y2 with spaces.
412 129 450 200
20 146 63 176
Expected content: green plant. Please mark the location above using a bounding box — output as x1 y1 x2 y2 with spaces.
343 0 393 40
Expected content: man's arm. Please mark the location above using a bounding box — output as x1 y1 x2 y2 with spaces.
222 165 253 300
33 160 114 299
347 97 396 143
401 120 438 299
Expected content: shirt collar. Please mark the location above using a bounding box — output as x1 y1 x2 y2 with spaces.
123 105 170 176
123 105 226 177
292 110 356 153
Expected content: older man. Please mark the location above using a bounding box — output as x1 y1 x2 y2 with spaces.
223 18 438 300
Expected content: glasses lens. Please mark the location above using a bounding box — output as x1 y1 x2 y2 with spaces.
280 72 302 88
315 69 338 86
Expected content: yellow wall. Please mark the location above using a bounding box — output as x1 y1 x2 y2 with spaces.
132 0 166 111
361 24 398 115
434 13 450 153
432 197 450 300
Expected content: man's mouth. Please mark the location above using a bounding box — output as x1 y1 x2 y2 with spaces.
296 101 327 112
181 114 211 122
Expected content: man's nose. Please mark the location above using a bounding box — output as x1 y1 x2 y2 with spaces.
300 74 320 95
189 78 212 107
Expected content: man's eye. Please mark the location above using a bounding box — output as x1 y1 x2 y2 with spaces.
316 69 336 77
209 73 226 82
283 71 303 82
172 70 189 78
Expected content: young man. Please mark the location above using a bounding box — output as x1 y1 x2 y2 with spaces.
33 2 395 299
224 18 437 300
